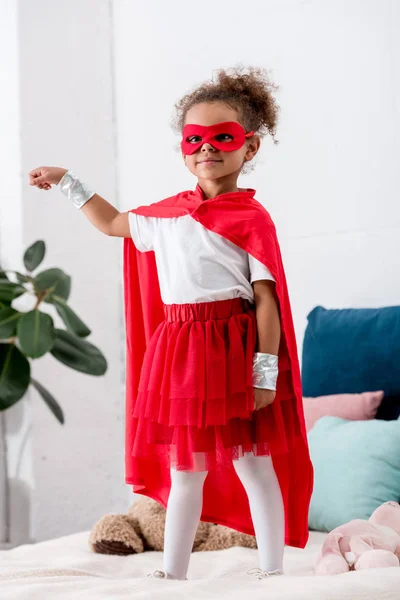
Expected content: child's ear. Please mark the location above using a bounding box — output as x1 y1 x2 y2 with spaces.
245 135 261 161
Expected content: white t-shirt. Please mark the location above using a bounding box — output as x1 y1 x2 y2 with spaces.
129 212 275 305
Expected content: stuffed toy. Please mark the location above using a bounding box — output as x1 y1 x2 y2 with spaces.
314 501 400 574
89 496 257 555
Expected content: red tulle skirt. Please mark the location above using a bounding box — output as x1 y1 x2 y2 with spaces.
131 297 277 472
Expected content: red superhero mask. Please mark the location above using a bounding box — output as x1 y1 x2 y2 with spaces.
181 121 254 155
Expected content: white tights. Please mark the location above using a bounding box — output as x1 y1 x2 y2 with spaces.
162 453 285 580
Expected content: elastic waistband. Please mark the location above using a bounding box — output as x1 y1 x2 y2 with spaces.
163 297 253 322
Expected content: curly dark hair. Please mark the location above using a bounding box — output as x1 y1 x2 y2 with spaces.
173 65 279 143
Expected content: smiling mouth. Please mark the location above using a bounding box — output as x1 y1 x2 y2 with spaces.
198 159 223 164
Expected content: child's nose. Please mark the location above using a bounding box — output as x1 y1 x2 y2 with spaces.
201 142 216 152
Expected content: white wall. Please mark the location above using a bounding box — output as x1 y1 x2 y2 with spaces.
114 0 400 360
17 0 127 542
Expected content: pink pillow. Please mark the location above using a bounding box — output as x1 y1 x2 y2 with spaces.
303 391 384 432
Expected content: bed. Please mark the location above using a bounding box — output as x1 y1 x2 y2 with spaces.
1 529 400 599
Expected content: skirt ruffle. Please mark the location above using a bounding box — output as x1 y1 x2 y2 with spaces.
130 297 297 472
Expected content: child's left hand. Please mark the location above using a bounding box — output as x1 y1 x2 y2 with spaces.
254 388 276 410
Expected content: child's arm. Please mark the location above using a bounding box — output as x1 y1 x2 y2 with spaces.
253 280 281 355
252 279 281 410
29 166 130 238
81 194 130 238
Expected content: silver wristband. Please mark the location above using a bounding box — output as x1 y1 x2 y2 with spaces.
57 169 95 209
252 352 279 391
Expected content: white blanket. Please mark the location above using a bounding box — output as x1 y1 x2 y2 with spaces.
1 529 399 599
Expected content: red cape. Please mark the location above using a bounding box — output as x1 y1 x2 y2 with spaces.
123 184 314 548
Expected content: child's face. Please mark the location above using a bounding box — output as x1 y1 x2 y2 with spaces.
182 102 260 182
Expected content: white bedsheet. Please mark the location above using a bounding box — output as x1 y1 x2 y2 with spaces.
1 529 399 599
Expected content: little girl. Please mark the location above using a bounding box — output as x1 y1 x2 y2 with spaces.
29 66 313 582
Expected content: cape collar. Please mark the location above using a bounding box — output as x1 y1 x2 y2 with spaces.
193 183 256 203
130 184 257 218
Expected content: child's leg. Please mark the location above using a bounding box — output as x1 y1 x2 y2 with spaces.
233 453 285 573
162 468 208 580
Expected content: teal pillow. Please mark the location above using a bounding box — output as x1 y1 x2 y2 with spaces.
308 416 400 532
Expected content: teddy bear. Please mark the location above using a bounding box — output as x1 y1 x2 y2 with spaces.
314 501 400 575
89 495 257 555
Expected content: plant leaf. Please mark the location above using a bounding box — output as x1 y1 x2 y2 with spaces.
0 344 31 409
16 272 30 284
51 329 107 376
17 310 56 358
51 295 91 338
0 280 26 303
34 268 71 302
24 240 46 272
0 270 30 284
0 307 22 338
31 378 64 424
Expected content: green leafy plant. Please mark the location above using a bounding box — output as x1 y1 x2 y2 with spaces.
0 241 108 424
